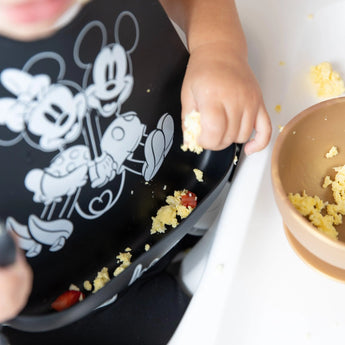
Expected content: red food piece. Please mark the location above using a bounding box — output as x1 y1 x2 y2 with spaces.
180 191 197 208
51 290 84 312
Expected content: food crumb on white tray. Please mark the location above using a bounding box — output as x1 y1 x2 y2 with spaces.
274 104 282 113
310 62 345 99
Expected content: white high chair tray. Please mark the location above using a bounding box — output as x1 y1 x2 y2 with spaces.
171 0 345 344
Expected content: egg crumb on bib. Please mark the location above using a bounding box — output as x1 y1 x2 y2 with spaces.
193 168 204 182
150 190 196 234
114 248 132 277
92 267 110 293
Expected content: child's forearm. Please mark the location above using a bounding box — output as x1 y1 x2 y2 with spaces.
160 0 272 154
159 0 247 56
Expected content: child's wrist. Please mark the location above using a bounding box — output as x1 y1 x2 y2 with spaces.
189 40 248 61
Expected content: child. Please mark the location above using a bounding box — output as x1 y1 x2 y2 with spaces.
0 0 271 343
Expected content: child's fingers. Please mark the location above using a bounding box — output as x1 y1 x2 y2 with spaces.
244 105 272 155
181 84 230 150
0 250 33 322
235 106 256 144
198 102 230 150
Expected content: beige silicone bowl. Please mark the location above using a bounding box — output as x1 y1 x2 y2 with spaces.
271 97 345 282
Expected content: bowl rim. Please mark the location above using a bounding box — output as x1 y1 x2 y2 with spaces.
271 96 345 250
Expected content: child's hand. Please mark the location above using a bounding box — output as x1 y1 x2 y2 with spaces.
0 250 33 323
181 42 272 155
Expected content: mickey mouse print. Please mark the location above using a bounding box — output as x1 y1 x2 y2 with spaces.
0 0 188 259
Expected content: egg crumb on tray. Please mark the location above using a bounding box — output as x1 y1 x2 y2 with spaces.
310 62 345 99
275 104 282 113
289 164 345 240
181 110 203 154
150 190 197 234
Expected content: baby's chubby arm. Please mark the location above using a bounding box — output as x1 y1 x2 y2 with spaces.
159 0 272 155
0 249 33 323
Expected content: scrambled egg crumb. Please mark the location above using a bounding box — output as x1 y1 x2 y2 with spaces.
278 125 284 132
68 284 84 300
150 190 194 234
83 280 93 292
181 110 203 154
310 62 345 99
233 155 238 165
275 104 282 113
289 164 345 239
289 191 337 239
193 168 204 182
279 61 286 66
69 284 79 291
323 175 332 189
325 146 338 158
93 267 110 293
145 244 150 251
114 249 132 277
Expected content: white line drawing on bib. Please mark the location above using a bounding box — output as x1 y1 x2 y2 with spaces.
0 11 174 257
